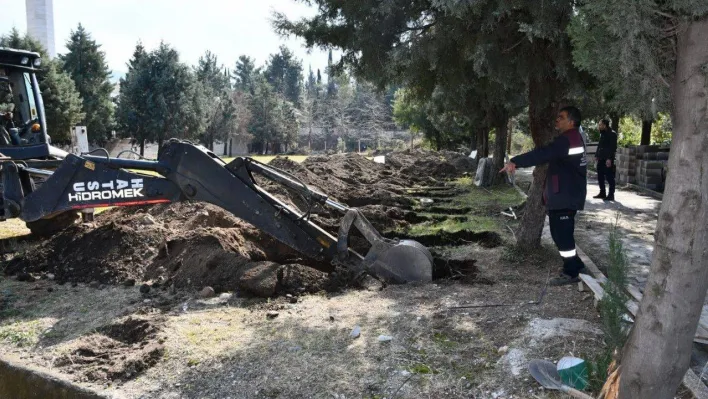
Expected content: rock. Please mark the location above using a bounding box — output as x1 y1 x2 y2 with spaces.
377 335 393 342
237 261 280 297
287 294 298 304
46 273 55 280
17 273 36 282
123 279 136 287
419 198 434 206
139 215 157 225
350 326 361 339
498 345 509 354
199 286 216 299
89 281 101 289
266 311 279 319
139 284 151 294
358 275 384 292
329 316 335 322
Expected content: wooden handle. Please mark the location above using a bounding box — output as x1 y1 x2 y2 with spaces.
565 387 594 399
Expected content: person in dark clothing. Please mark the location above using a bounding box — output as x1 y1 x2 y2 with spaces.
500 106 588 286
593 119 618 201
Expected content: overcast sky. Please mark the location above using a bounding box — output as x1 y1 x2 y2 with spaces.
1 0 335 81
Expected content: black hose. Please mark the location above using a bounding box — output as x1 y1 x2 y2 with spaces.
81 148 110 159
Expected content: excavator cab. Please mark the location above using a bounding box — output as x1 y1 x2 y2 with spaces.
0 48 52 151
0 48 434 284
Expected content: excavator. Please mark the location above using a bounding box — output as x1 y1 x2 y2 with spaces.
0 47 433 284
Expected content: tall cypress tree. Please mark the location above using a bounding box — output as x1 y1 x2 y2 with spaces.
60 24 115 141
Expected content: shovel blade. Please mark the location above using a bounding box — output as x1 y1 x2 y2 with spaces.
528 360 564 391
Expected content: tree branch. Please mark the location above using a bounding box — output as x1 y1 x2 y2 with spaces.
652 9 676 20
656 73 671 89
395 21 437 36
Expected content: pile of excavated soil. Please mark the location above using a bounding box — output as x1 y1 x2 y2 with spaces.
263 150 475 232
4 202 335 296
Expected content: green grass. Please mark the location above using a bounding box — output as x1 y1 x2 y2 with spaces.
242 155 309 164
450 177 525 210
0 320 44 347
405 215 499 236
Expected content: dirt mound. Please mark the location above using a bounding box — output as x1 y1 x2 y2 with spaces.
387 149 477 180
5 202 335 296
265 150 474 209
56 316 164 382
4 221 162 285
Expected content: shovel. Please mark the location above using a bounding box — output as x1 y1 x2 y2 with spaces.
528 360 594 399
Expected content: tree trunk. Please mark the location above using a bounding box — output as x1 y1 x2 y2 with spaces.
140 139 145 157
618 17 708 399
641 119 652 145
229 137 233 156
475 128 486 161
516 74 562 249
492 111 510 185
506 119 513 155
482 129 490 157
610 112 621 134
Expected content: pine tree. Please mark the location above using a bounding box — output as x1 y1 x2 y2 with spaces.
60 24 115 141
194 50 237 150
116 42 201 153
0 29 84 142
265 46 303 107
233 55 259 94
115 42 150 154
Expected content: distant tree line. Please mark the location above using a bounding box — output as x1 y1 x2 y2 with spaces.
2 25 400 156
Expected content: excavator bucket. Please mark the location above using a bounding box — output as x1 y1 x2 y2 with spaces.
337 208 433 283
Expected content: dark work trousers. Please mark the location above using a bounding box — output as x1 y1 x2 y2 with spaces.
548 209 586 277
597 159 616 196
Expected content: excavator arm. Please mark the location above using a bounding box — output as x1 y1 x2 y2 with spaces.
1 140 432 283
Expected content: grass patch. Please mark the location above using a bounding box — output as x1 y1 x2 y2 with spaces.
432 332 458 349
405 215 498 236
451 177 525 211
249 155 308 164
0 320 44 347
407 363 436 374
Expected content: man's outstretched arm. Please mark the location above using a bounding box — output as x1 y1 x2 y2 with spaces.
500 135 570 174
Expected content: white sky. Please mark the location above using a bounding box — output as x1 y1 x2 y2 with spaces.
1 0 335 81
